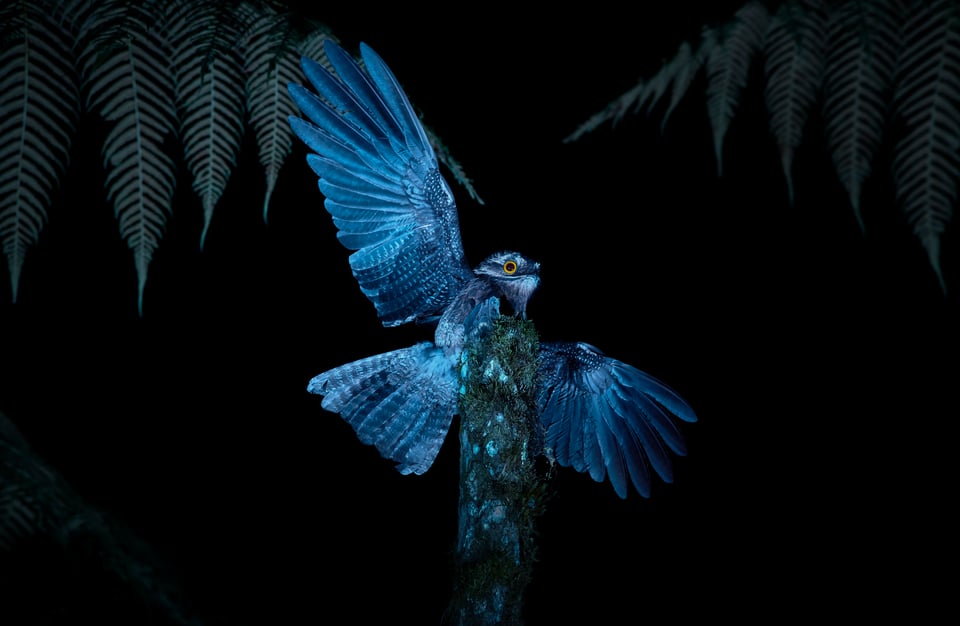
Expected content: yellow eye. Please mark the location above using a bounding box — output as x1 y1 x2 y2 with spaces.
503 260 518 275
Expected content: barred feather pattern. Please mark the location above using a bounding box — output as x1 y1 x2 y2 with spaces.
537 342 697 499
307 343 460 476
288 42 473 327
295 40 698 499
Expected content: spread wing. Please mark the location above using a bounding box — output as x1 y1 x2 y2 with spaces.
288 40 473 327
537 342 698 498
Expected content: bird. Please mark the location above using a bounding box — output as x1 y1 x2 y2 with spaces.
287 39 697 499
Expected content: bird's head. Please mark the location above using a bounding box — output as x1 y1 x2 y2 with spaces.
474 251 541 319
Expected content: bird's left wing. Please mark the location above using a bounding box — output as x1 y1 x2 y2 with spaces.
288 40 473 326
537 342 697 498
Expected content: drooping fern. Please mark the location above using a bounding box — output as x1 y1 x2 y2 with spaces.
890 0 960 293
704 1 771 177
822 0 902 232
165 0 249 250
0 0 80 304
240 2 338 223
79 5 179 316
566 0 958 293
0 0 480 313
763 0 827 206
0 409 201 624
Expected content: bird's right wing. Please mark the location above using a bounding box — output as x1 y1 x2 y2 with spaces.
537 342 697 499
288 40 473 327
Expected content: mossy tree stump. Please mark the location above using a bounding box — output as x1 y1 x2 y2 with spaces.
450 317 551 626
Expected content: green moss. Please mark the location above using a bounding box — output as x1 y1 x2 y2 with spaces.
451 316 553 625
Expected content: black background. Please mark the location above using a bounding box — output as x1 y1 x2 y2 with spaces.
1 3 956 624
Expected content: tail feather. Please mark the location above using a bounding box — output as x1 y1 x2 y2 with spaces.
308 342 459 475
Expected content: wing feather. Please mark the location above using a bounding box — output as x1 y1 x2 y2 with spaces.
288 40 472 326
539 342 697 498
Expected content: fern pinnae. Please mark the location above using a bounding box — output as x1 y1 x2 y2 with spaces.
562 39 702 142
240 4 335 224
562 80 647 142
763 0 828 206
166 1 246 250
81 24 178 316
704 0 771 177
891 0 960 293
658 40 709 132
636 41 694 124
821 0 902 233
241 2 299 224
0 4 79 304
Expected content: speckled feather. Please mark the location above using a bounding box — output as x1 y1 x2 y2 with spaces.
291 40 697 497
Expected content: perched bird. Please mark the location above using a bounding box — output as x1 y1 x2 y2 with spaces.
288 40 697 498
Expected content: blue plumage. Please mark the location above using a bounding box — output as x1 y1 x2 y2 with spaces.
290 40 696 498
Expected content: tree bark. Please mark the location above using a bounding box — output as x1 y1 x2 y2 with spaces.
450 317 549 626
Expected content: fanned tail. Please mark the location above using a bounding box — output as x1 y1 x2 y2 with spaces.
308 342 459 475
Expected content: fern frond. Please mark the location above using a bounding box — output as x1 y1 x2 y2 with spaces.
81 21 177 316
0 1 27 49
166 0 247 249
704 0 771 176
822 0 903 232
0 4 79 303
563 81 649 143
240 3 335 223
763 0 828 206
562 38 708 143
0 409 201 624
0 412 72 551
661 39 715 131
891 0 960 292
73 0 170 63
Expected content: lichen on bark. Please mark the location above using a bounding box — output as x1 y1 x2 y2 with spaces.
450 316 552 626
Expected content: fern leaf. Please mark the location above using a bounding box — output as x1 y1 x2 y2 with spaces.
81 24 177 316
1 413 71 551
763 0 828 205
891 0 960 292
822 0 903 232
0 5 79 304
240 3 335 223
563 39 707 143
661 39 714 131
563 81 649 142
0 409 201 625
704 0 771 176
166 0 247 249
